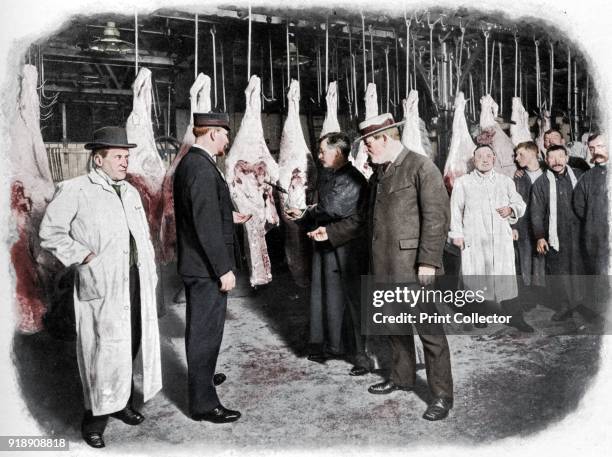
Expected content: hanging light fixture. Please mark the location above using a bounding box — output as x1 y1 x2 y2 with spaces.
89 22 134 54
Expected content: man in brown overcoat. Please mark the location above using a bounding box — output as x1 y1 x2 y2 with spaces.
359 113 453 421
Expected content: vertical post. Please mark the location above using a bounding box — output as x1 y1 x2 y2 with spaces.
166 85 171 137
247 3 252 82
361 12 366 93
134 11 139 76
325 17 329 90
61 102 67 145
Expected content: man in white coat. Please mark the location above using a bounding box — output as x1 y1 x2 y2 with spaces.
39 127 162 448
449 144 527 328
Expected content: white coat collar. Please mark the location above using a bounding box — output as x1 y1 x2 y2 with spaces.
473 169 496 182
89 168 127 194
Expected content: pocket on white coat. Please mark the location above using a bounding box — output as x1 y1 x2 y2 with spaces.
77 256 105 301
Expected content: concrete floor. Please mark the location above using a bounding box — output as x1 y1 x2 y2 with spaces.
12 263 603 454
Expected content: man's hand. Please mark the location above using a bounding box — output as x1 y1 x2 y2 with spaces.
284 207 303 220
307 226 328 242
452 237 465 250
536 238 549 255
417 264 437 287
82 252 95 264
512 229 519 241
233 212 252 224
219 271 236 292
496 206 513 218
514 169 525 178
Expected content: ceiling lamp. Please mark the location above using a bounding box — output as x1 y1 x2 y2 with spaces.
89 22 134 54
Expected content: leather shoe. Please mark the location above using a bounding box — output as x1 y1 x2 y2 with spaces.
82 432 105 448
110 407 144 425
349 366 369 376
551 308 573 322
368 380 412 395
213 373 227 386
192 405 241 423
307 353 328 364
423 397 453 421
505 317 535 333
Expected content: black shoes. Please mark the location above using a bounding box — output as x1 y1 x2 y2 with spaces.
213 373 227 386
82 432 105 448
506 317 535 333
349 366 369 376
423 397 453 421
192 405 241 423
368 380 412 395
110 407 145 425
307 353 329 363
551 308 573 322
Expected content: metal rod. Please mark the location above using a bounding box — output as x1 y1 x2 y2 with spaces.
166 85 171 137
498 42 503 115
316 45 321 104
456 24 465 95
286 20 290 85
269 31 275 101
369 25 374 84
567 45 571 113
61 102 67 144
361 11 366 93
211 26 217 108
489 41 495 95
352 53 358 118
514 33 518 97
134 10 139 75
534 38 541 108
247 3 252 81
394 29 399 106
296 35 300 83
573 60 578 140
194 14 198 80
405 16 411 95
549 41 554 112
221 41 226 112
385 46 390 112
325 17 329 89
483 30 489 95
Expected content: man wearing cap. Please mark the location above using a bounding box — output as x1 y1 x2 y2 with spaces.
173 112 249 423
39 127 162 448
358 113 454 421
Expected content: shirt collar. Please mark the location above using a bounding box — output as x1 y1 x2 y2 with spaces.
474 169 496 181
192 143 216 160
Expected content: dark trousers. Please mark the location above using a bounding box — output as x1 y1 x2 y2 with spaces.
183 275 227 415
82 265 141 434
309 248 346 355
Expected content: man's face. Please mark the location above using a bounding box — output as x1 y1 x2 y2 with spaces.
318 139 342 168
546 149 568 174
213 128 230 156
515 147 536 169
95 148 129 181
364 134 388 164
473 147 496 173
588 136 608 164
544 131 564 149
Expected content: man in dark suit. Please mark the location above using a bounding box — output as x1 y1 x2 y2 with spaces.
359 113 453 421
173 112 250 423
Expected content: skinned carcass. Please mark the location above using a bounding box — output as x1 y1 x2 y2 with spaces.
443 92 476 193
125 67 166 256
401 90 434 159
278 79 316 287
478 94 517 178
351 83 377 180
9 64 58 333
510 97 532 146
226 75 280 287
320 81 341 136
160 73 211 264
536 109 551 156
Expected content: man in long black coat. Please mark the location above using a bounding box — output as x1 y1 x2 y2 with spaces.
573 133 609 317
173 112 248 423
531 144 585 321
287 131 373 375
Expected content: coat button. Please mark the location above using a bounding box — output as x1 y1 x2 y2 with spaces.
124 306 129 310
123 250 129 255
124 277 129 282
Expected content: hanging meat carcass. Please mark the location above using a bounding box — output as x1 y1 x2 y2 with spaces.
9 64 58 333
443 92 476 193
226 75 280 287
478 94 517 177
351 83 377 180
278 79 316 288
536 109 551 156
125 67 166 256
159 73 211 264
510 97 532 146
320 81 341 136
401 89 434 159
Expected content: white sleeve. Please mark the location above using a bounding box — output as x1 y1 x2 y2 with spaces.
448 178 466 239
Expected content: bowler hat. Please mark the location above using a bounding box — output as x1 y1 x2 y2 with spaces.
84 126 137 150
356 113 406 142
193 112 231 131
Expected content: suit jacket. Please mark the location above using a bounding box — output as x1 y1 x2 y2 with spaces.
173 146 236 278
369 147 450 282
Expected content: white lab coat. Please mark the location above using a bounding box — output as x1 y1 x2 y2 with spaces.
449 170 526 302
39 169 162 415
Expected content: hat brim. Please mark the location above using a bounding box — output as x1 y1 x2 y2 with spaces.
84 142 138 150
355 119 407 143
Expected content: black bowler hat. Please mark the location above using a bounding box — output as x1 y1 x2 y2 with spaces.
193 112 231 131
84 126 137 150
